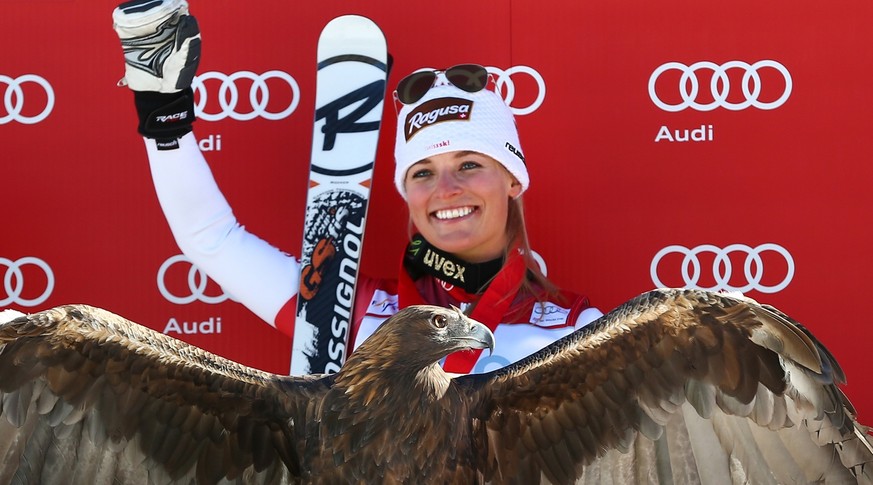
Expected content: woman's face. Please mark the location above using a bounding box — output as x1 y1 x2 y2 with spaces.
404 151 522 263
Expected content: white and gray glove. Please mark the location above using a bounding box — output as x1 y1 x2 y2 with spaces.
113 0 201 144
113 0 201 93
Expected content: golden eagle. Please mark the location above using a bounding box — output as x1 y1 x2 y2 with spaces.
0 289 871 484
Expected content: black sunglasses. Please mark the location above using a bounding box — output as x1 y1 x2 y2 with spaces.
394 64 490 105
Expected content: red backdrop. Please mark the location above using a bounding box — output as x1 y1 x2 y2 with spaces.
3 1 872 421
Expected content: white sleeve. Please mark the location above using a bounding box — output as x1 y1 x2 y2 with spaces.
574 307 603 329
145 132 299 327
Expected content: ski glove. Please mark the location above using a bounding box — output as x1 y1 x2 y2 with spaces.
113 0 201 143
113 0 201 93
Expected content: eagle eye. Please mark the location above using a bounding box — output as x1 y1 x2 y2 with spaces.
432 314 448 329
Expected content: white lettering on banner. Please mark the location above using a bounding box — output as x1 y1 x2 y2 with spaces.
198 134 223 152
655 125 714 142
163 317 223 335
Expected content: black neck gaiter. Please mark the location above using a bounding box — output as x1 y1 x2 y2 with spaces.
403 234 504 294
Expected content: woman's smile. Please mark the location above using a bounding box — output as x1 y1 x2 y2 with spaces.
405 151 521 262
433 206 476 221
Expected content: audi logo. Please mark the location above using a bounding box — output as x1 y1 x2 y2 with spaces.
648 60 792 112
157 254 231 304
488 65 546 115
192 70 300 121
415 65 546 115
1 256 54 307
1 74 54 124
530 249 548 276
650 243 794 293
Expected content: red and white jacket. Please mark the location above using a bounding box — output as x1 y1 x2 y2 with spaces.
146 134 602 374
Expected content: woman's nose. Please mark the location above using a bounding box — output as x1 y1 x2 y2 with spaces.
434 172 462 198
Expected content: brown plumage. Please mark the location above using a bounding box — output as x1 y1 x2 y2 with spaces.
0 289 871 484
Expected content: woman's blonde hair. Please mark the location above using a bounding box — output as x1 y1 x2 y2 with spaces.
504 196 562 302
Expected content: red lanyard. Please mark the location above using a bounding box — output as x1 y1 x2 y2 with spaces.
398 252 525 373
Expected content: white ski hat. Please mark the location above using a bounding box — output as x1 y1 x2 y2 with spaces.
393 80 529 199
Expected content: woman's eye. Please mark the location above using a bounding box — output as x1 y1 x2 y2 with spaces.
411 169 432 179
460 161 481 170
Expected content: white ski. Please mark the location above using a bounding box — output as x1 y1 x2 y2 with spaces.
291 15 388 375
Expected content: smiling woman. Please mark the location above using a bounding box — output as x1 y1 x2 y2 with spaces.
114 0 603 375
404 152 521 263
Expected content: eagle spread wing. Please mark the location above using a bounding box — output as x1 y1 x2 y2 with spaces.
1 290 871 484
458 288 873 484
0 304 329 485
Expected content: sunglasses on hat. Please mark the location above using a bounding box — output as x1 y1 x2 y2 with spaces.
394 64 491 105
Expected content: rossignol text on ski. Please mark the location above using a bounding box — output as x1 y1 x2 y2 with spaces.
291 15 388 375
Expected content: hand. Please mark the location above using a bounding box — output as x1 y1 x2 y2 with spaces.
112 0 201 93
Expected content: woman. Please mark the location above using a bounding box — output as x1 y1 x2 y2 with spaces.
113 0 601 374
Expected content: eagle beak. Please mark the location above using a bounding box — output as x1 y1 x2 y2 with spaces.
465 321 495 355
446 307 495 354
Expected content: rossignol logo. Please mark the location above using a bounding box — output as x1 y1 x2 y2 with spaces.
405 97 472 141
155 111 188 123
505 142 525 163
296 190 368 375
422 249 466 284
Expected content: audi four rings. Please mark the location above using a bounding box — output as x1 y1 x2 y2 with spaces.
1 74 54 125
192 70 301 121
157 254 231 304
5 62 790 124
411 65 546 116
487 65 546 115
0 257 54 306
648 60 792 112
650 243 794 293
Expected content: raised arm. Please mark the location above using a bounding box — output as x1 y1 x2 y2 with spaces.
114 0 299 328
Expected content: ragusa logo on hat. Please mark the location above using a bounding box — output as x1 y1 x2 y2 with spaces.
404 97 473 141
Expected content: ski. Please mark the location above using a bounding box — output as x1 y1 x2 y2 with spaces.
291 15 388 375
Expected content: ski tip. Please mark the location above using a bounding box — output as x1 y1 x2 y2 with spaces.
325 14 378 25
322 14 386 39
318 14 388 67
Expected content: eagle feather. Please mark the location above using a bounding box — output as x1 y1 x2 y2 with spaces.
0 289 871 484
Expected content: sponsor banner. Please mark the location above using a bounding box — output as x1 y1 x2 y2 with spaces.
2 0 871 420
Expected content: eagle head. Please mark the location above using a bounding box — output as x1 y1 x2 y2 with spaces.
350 305 495 370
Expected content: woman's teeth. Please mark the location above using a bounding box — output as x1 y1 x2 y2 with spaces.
434 207 474 220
